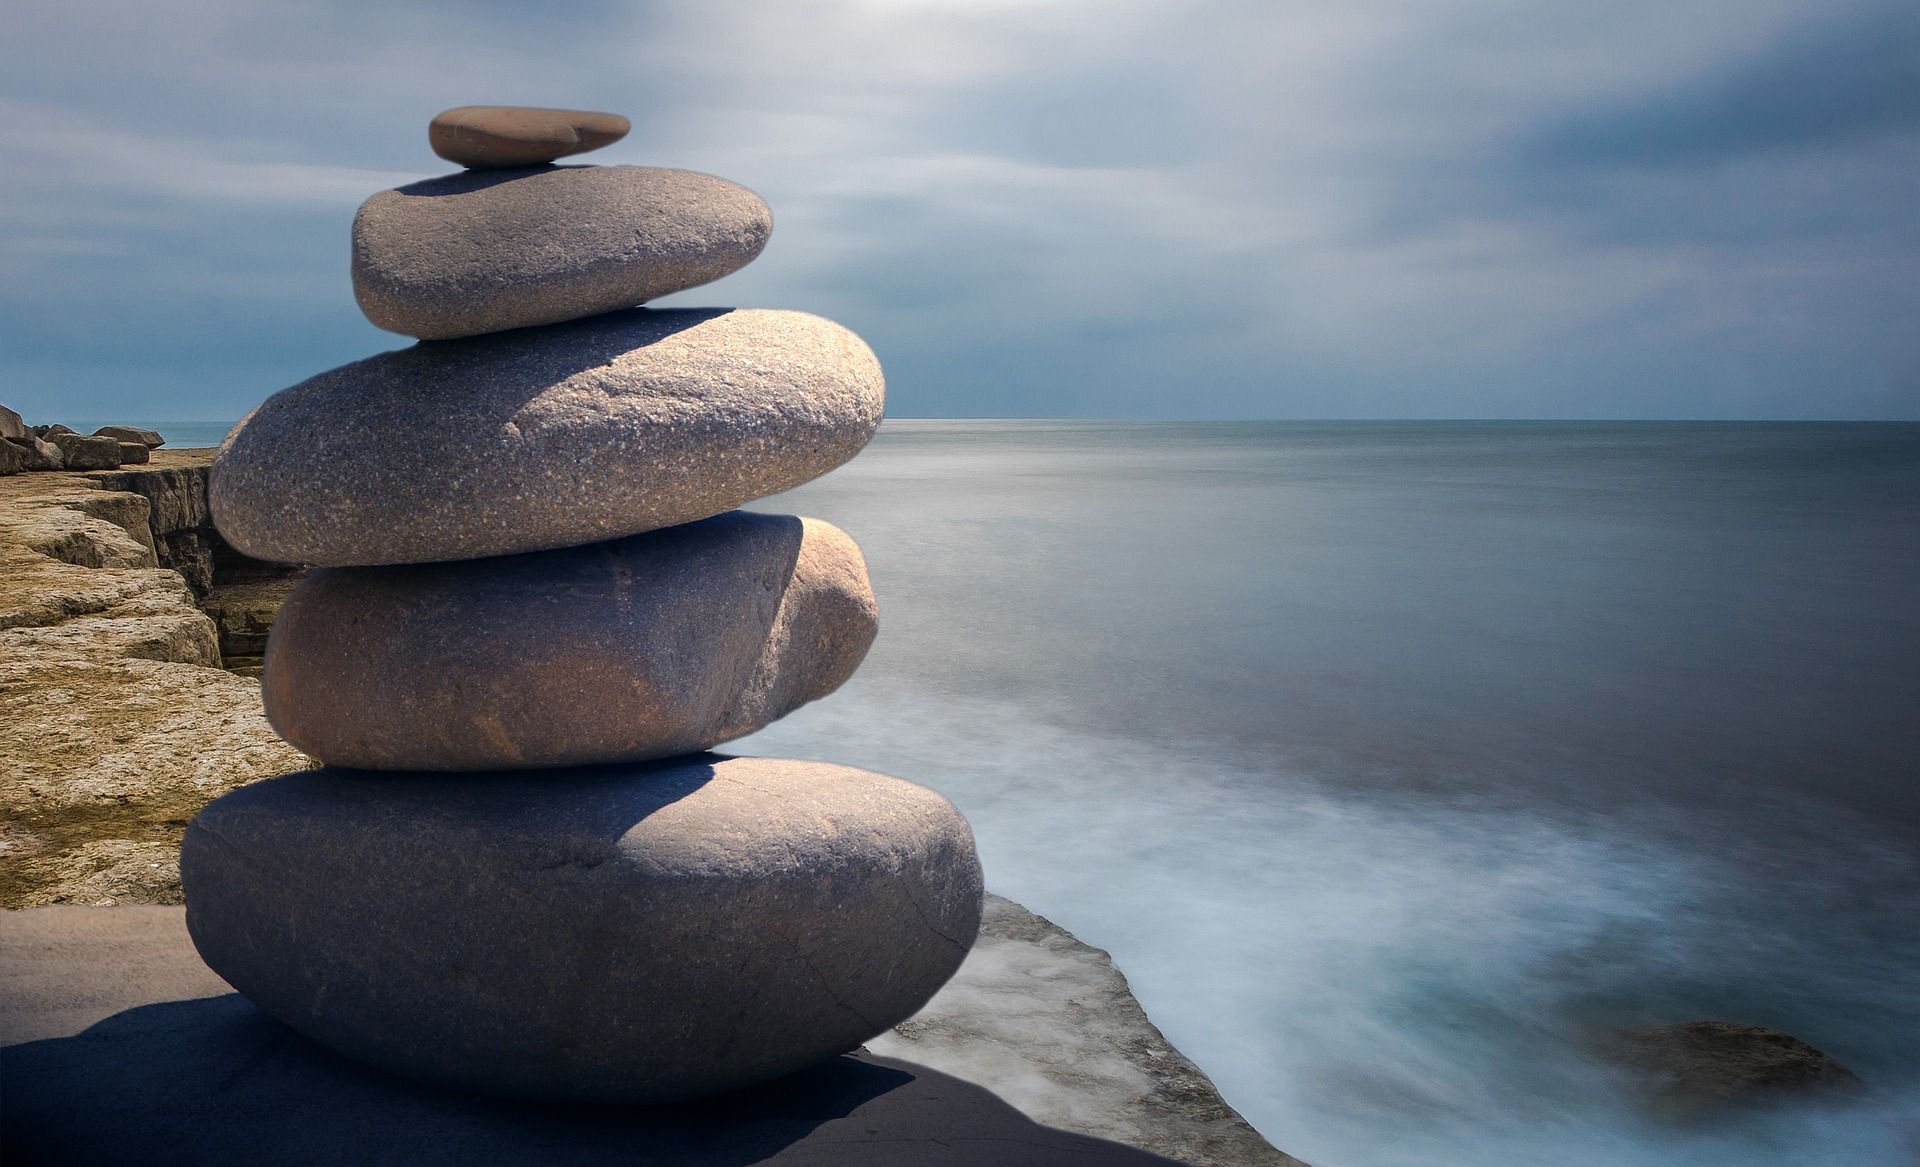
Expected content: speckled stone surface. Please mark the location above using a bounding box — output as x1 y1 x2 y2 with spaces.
428 105 628 169
209 308 884 566
353 165 771 339
263 512 877 770
179 757 984 1103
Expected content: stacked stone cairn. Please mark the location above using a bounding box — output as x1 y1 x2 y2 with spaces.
181 106 984 1103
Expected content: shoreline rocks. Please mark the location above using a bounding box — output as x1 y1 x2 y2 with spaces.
262 512 877 770
353 165 771 339
209 307 882 566
3 410 173 477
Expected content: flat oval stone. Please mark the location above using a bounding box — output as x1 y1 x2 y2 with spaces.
180 757 984 1102
429 105 629 169
353 165 772 339
209 308 883 566
264 512 877 770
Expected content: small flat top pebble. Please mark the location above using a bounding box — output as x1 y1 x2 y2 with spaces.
429 105 629 168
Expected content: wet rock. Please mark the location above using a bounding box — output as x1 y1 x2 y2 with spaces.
1601 1020 1863 1120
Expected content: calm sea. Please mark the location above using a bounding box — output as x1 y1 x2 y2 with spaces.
110 418 1920 1165
743 420 1920 1167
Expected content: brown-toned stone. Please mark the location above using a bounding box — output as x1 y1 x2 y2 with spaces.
114 442 150 465
210 308 883 566
263 511 875 770
0 405 26 443
92 426 165 448
10 437 63 471
428 105 629 169
352 165 772 339
49 435 121 471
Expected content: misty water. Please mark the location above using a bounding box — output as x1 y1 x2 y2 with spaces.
150 417 1919 1164
735 420 1920 1167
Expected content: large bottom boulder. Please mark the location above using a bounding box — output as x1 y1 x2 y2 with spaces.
180 756 983 1103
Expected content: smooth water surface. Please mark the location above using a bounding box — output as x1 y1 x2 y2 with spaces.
740 421 1920 1167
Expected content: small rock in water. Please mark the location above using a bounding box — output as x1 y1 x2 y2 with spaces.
1601 1020 1863 1120
180 757 983 1102
211 308 883 566
93 425 165 448
352 165 771 339
428 105 628 169
263 512 878 770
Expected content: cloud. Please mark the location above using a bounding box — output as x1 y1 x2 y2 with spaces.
0 0 1914 420
1520 5 1920 170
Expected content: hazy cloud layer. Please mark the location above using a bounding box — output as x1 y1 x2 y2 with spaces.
3 0 1914 420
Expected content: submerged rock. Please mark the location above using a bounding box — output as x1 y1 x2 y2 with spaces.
211 308 883 566
1600 1020 1863 1120
262 511 876 770
180 757 983 1103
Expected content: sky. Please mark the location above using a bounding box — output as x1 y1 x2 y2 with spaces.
2 0 1916 421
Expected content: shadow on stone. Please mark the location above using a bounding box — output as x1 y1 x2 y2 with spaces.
393 164 594 197
2 994 1183 1166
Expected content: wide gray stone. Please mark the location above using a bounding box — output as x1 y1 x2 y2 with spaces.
210 308 883 566
179 757 984 1103
263 511 877 770
353 165 772 339
92 425 165 448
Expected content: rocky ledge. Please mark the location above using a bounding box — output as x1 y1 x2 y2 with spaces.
0 449 308 906
0 450 1298 1165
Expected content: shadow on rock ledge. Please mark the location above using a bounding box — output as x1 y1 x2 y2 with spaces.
3 994 1185 1167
